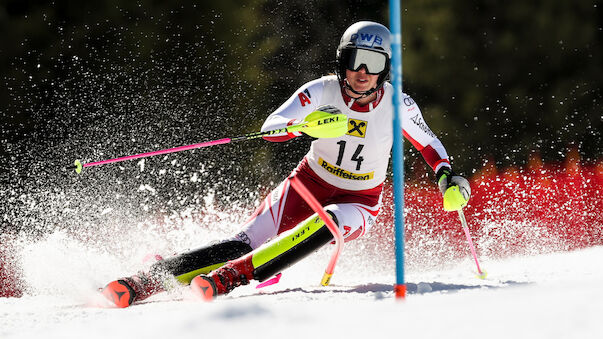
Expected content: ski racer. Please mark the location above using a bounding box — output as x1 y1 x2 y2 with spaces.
101 21 471 307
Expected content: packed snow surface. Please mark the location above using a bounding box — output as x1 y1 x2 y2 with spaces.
1 237 602 339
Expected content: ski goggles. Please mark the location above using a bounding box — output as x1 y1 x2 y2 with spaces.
341 48 389 75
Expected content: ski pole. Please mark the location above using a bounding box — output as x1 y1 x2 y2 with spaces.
67 112 348 174
457 208 487 279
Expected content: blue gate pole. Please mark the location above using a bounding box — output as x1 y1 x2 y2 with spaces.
389 0 406 299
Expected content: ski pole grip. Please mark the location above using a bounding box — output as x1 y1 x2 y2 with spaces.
288 176 343 286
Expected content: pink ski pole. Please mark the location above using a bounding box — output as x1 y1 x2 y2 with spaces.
71 138 232 173
66 126 289 174
67 112 349 174
458 208 487 279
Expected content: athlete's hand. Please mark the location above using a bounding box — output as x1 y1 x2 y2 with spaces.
300 105 347 139
303 105 342 124
436 167 471 211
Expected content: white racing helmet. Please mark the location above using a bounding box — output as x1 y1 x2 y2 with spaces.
336 21 392 96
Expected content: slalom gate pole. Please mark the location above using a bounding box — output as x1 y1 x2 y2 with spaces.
389 0 406 299
458 209 487 279
288 176 343 286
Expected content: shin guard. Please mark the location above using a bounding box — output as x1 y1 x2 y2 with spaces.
248 212 336 282
151 240 252 285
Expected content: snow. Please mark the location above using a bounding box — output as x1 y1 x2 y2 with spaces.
2 238 602 339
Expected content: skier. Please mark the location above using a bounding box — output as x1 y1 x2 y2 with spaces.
102 21 471 307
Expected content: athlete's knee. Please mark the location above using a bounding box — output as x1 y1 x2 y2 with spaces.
324 204 377 242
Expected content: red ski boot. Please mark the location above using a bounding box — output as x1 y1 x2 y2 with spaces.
102 272 164 308
191 258 254 301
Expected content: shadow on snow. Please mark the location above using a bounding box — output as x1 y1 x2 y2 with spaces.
252 280 532 297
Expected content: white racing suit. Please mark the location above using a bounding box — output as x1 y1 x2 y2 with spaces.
236 75 451 249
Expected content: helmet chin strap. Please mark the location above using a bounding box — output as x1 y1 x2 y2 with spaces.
343 79 377 98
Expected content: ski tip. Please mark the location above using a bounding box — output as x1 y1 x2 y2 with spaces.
191 275 217 302
102 280 136 308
